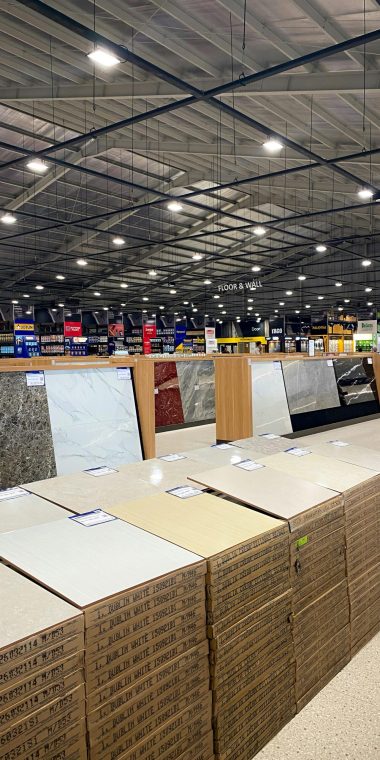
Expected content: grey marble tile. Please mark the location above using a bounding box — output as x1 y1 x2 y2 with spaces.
0 373 56 489
283 359 340 414
176 360 215 423
251 361 293 435
333 357 378 405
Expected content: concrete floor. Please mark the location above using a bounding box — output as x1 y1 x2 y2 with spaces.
255 633 380 760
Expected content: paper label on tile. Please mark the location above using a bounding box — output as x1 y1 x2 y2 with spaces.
234 459 265 471
26 371 45 387
296 535 309 549
0 487 29 501
368 358 373 364
211 443 234 449
273 361 282 371
260 433 280 440
159 454 187 461
167 486 203 499
285 447 311 457
154 388 159 394
329 440 350 447
84 466 118 476
70 509 117 526
194 384 200 390
116 367 131 380
327 359 333 367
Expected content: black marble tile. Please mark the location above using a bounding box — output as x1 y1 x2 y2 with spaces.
333 358 378 406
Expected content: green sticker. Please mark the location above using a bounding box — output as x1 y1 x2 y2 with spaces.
296 535 308 549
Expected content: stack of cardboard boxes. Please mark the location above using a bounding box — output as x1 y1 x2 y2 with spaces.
0 515 213 760
0 563 86 760
189 463 350 712
108 491 295 760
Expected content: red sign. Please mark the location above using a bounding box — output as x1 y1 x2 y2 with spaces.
143 323 157 355
108 323 125 338
64 321 82 337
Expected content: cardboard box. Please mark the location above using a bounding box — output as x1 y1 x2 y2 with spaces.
0 667 84 728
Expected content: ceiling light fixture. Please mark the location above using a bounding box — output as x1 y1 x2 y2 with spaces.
279 301 285 306
167 200 183 212
193 308 198 312
357 187 374 200
192 253 203 261
298 275 306 281
367 301 373 306
305 304 311 308
26 158 48 173
11 299 18 304
365 287 373 293
87 48 121 67
56 274 65 280
94 291 101 296
23 294 29 298
263 137 283 153
58 302 64 307
285 290 293 296
76 258 87 266
335 281 342 287
247 306 253 311
251 265 261 272
35 285 44 290
120 283 128 289
253 226 266 237
1 213 16 224
142 296 149 301
214 295 220 299
204 279 211 285
183 301 189 305
159 305 164 309
112 236 125 246
170 289 177 294
315 244 327 253
295 310 300 314
344 299 350 303
149 270 157 276
362 259 371 267
318 295 324 300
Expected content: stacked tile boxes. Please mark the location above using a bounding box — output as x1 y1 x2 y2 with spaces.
0 564 86 759
0 517 212 760
109 492 295 760
189 465 349 711
309 442 380 655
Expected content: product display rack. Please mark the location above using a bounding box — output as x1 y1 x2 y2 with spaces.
39 334 65 356
0 331 15 357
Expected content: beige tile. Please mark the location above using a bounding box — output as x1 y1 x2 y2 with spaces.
155 423 216 456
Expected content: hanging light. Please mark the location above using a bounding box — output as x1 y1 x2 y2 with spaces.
94 291 101 296
357 187 374 200
335 281 343 287
120 283 128 289
344 299 350 303
298 275 306 281
76 259 87 266
170 289 177 294
23 294 29 298
285 290 293 296
56 274 65 280
263 137 283 153
11 299 18 304
1 213 16 224
149 270 157 277
315 244 327 253
87 48 121 67
251 265 261 272
192 253 203 261
167 200 183 212
362 259 371 267
318 295 324 300
204 279 212 285
113 237 125 245
35 285 44 290
365 287 372 292
142 296 149 301
26 158 48 174
253 226 266 236
367 301 373 306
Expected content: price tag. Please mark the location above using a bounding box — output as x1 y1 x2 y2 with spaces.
26 371 45 387
84 466 118 476
0 487 29 501
273 361 282 371
368 358 373 365
260 433 280 440
327 359 333 367
154 388 159 395
329 441 350 447
167 486 203 499
211 443 234 449
70 509 117 527
285 447 311 457
159 454 187 462
117 367 131 380
194 384 200 390
234 459 265 471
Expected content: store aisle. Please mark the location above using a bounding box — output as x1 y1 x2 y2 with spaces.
155 423 216 456
255 633 380 760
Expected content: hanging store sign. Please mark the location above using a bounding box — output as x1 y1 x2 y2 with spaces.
357 320 377 334
64 320 82 337
217 279 262 293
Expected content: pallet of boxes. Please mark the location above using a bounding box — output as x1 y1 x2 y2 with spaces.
0 512 213 760
189 460 351 713
107 490 295 760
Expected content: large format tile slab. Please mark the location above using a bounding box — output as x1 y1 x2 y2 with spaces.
0 490 71 533
333 357 378 405
177 360 215 423
283 359 340 414
45 368 142 475
309 441 380 473
0 517 203 609
154 362 184 427
232 435 292 454
251 361 292 435
257 451 377 493
0 373 56 488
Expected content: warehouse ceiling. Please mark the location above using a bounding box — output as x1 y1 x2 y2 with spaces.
0 0 379 321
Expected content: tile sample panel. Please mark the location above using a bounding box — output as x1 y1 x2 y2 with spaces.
310 441 380 472
0 491 71 533
176 360 215 423
154 361 184 428
333 357 378 405
45 367 142 475
232 435 292 454
258 451 377 493
251 361 292 435
0 372 56 488
283 359 340 414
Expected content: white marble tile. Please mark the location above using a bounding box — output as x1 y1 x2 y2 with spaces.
251 361 292 435
45 368 142 475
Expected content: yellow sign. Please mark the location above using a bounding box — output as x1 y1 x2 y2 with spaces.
14 322 34 332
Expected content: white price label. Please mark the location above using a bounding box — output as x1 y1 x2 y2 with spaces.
117 367 131 380
234 459 265 471
260 433 280 440
84 466 118 477
194 384 200 390
26 371 45 387
154 388 159 395
273 361 282 371
70 509 117 527
286 447 311 457
368 358 373 365
167 486 203 499
159 454 187 462
211 443 234 449
0 487 29 501
327 359 333 367
329 440 350 447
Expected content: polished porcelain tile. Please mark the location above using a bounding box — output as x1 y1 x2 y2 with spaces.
0 491 71 533
333 357 378 405
154 362 184 428
45 368 142 475
283 359 340 414
156 423 216 456
251 361 292 435
0 373 56 488
232 435 292 454
176 360 215 423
